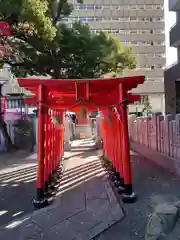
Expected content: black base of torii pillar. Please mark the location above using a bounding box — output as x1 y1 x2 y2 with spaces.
119 83 137 203
32 84 54 208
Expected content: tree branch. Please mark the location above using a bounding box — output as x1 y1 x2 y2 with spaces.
53 0 64 24
1 59 23 67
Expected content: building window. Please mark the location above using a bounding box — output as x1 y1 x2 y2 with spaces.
139 5 145 9
139 95 149 105
154 5 163 9
156 65 163 69
155 41 164 45
131 41 138 45
79 5 86 10
130 30 138 34
148 53 155 57
144 65 151 69
131 5 137 9
122 17 130 21
139 17 145 21
139 30 149 34
111 17 119 21
111 29 119 34
146 5 153 9
63 18 69 22
122 41 130 45
141 41 147 45
96 17 102 21
130 17 137 21
87 17 94 21
79 18 86 23
74 5 79 10
147 78 155 81
102 5 110 9
112 4 118 9
121 5 129 9
156 53 165 57
95 5 101 9
86 4 95 9
155 17 163 21
119 29 128 34
154 29 164 34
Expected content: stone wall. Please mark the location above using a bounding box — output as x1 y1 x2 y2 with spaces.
129 114 180 175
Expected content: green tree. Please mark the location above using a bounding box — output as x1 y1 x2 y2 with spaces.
0 0 136 150
45 24 136 79
0 0 58 150
0 1 135 78
0 0 83 150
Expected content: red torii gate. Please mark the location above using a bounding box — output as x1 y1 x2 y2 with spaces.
18 76 145 207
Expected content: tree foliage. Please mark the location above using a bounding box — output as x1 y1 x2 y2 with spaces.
0 0 136 150
0 0 136 79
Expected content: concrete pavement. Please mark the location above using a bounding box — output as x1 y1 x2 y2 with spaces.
0 139 124 240
0 151 37 227
1 139 180 239
96 151 180 240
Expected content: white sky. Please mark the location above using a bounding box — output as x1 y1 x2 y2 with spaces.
165 0 177 67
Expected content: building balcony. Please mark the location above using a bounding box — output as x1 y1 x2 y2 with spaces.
170 22 180 47
131 81 164 94
169 0 180 11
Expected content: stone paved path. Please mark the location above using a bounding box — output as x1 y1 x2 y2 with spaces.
0 151 37 227
0 138 124 240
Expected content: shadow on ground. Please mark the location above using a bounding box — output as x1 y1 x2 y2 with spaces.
0 159 37 228
0 143 124 240
0 148 103 229
95 152 180 240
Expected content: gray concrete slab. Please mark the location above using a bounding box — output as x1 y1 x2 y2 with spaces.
0 139 124 240
0 152 37 228
95 151 180 240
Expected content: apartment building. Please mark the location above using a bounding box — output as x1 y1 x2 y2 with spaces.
164 0 180 115
67 0 166 113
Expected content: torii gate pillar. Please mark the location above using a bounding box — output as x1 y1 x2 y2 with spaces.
119 83 135 201
33 84 47 207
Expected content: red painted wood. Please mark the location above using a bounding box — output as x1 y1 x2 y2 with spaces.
18 76 145 199
18 76 145 94
37 84 45 190
119 83 132 185
24 93 140 109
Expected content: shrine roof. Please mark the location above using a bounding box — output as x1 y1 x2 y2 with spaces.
17 76 145 95
18 76 144 109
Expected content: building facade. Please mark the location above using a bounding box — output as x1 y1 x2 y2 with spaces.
68 0 166 113
164 0 180 115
